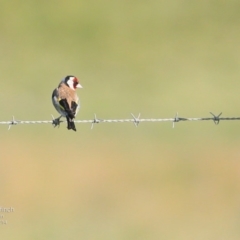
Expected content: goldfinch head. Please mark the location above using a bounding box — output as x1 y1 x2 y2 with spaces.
63 75 82 90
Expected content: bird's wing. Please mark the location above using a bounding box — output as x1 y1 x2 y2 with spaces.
59 99 75 119
71 101 78 115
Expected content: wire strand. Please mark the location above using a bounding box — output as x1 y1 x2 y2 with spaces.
1 112 240 130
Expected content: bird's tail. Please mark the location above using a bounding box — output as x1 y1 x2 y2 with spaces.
66 117 77 131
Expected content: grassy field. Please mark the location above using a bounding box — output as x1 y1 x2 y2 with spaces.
1 1 240 239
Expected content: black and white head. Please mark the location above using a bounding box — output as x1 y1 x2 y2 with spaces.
62 75 82 90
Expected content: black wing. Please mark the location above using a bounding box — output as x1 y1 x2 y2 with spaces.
59 99 75 119
71 101 78 115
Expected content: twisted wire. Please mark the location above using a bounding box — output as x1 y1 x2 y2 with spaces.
1 112 240 130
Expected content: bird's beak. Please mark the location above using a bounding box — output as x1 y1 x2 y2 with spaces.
76 83 83 88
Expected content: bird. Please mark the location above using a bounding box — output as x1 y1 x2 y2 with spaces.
52 75 82 131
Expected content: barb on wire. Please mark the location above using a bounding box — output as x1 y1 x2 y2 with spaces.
1 112 240 130
8 116 18 130
210 112 222 125
131 113 141 127
172 112 179 128
91 114 102 129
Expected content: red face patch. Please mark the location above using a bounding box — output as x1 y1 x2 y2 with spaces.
73 78 79 89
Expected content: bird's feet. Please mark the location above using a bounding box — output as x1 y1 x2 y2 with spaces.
52 115 63 128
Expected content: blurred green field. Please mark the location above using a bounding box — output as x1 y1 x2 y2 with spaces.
1 1 240 239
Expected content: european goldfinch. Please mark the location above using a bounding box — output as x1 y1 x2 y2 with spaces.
52 75 82 131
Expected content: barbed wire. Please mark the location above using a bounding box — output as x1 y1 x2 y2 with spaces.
1 112 240 130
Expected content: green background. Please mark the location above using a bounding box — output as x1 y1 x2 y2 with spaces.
1 1 240 239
